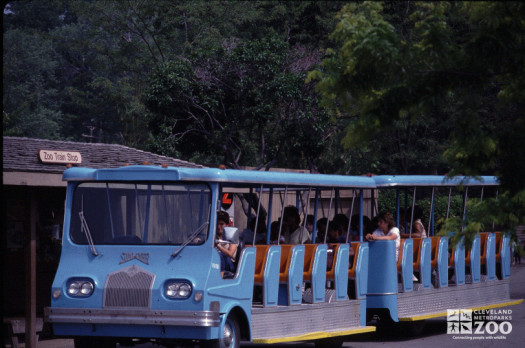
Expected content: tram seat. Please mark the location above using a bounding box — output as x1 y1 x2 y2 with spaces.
412 238 422 274
326 244 340 280
495 232 502 262
430 236 440 269
465 246 471 266
254 245 271 284
397 239 405 272
480 233 488 266
279 245 294 283
303 244 317 281
348 242 360 278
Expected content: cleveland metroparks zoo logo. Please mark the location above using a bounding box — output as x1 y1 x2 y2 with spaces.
447 309 512 339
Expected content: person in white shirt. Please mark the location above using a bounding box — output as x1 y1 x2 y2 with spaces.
366 212 401 262
282 205 310 244
400 206 427 238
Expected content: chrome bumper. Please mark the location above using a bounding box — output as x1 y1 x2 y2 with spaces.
45 307 220 327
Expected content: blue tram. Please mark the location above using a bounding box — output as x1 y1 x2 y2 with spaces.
44 166 522 347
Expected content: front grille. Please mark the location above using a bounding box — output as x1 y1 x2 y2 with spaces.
103 265 155 308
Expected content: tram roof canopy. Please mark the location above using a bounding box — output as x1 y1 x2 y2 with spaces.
372 175 499 187
63 167 499 189
63 166 378 188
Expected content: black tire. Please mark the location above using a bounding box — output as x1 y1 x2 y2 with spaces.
74 337 116 348
400 320 426 336
315 336 344 348
203 315 240 348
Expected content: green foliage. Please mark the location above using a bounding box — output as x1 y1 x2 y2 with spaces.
310 1 525 241
144 33 334 169
310 1 525 181
3 28 63 138
438 190 525 249
377 188 464 229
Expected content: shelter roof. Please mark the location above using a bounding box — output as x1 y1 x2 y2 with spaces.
3 136 203 175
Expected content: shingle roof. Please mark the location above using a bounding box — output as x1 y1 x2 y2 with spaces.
3 137 204 174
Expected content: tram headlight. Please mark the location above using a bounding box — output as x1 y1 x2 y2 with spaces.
67 279 94 297
165 281 192 299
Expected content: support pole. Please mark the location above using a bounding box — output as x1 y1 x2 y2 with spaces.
26 194 38 348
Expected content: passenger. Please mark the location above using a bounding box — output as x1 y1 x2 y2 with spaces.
333 214 349 236
350 214 371 241
401 206 427 238
316 217 328 243
240 214 267 245
215 211 238 274
366 212 401 262
282 205 310 244
398 208 408 234
270 220 285 244
366 216 381 235
304 214 315 238
326 221 346 243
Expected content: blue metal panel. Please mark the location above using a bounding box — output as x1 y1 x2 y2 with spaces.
263 246 281 307
367 241 398 322
453 240 466 285
486 233 496 280
373 175 499 187
334 244 349 301
357 243 369 325
311 244 328 303
470 235 481 283
400 239 413 292
502 234 511 278
420 238 432 289
278 245 305 305
437 237 449 287
355 243 369 299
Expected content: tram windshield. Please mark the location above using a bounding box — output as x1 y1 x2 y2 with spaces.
70 182 212 245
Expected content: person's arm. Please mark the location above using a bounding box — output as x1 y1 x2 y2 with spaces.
369 233 397 241
217 242 237 259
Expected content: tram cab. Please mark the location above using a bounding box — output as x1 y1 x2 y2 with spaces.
45 165 377 347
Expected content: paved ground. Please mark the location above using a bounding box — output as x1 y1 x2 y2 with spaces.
32 263 525 348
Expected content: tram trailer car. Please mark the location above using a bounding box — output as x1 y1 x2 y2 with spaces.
366 175 523 328
45 166 377 348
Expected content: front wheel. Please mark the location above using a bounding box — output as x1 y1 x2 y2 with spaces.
221 316 240 348
205 315 240 348
74 337 116 348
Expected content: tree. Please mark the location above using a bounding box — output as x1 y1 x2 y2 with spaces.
3 28 64 138
142 1 348 172
310 1 525 183
309 1 525 242
144 33 333 172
